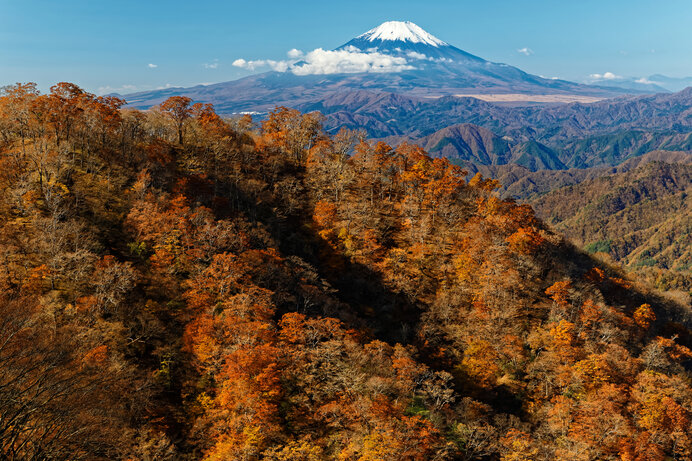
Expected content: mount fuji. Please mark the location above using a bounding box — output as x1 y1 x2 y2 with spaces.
336 21 480 61
122 21 639 114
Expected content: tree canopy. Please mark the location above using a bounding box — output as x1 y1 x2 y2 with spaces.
0 83 690 460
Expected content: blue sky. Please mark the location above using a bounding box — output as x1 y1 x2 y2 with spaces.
2 0 691 94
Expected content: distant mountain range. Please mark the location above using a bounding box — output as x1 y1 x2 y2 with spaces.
648 74 692 92
310 87 692 170
588 74 692 93
311 87 692 139
118 21 692 173
122 21 639 113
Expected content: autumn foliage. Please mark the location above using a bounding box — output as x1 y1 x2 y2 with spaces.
0 83 690 460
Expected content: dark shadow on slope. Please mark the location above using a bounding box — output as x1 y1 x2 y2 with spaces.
209 163 424 346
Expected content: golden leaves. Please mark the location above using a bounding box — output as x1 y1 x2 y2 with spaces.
633 304 656 329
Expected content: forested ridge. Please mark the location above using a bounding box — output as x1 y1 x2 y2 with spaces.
528 160 692 299
0 82 691 460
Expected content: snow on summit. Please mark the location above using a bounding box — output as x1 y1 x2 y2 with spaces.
357 21 448 47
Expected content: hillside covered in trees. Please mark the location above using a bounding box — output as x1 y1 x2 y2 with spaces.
528 159 692 303
0 82 691 460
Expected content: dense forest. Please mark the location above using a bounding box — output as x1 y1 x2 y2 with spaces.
529 160 691 299
0 82 691 460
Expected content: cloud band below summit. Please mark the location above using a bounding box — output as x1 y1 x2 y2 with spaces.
233 46 415 75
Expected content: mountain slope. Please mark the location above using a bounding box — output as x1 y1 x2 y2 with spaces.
335 21 604 96
1 84 691 459
529 159 692 295
338 21 465 59
313 87 692 141
511 140 566 170
310 88 692 170
412 124 565 171
414 123 512 164
479 150 692 200
122 21 634 114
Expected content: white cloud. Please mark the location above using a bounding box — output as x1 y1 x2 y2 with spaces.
292 48 414 75
635 77 655 84
517 47 533 56
147 63 158 69
589 71 621 80
406 51 429 60
403 51 451 62
232 58 291 72
267 60 290 72
232 58 263 70
233 47 415 76
287 48 303 59
204 59 219 69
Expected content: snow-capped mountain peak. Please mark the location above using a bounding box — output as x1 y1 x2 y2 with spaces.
339 21 484 64
356 21 448 47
